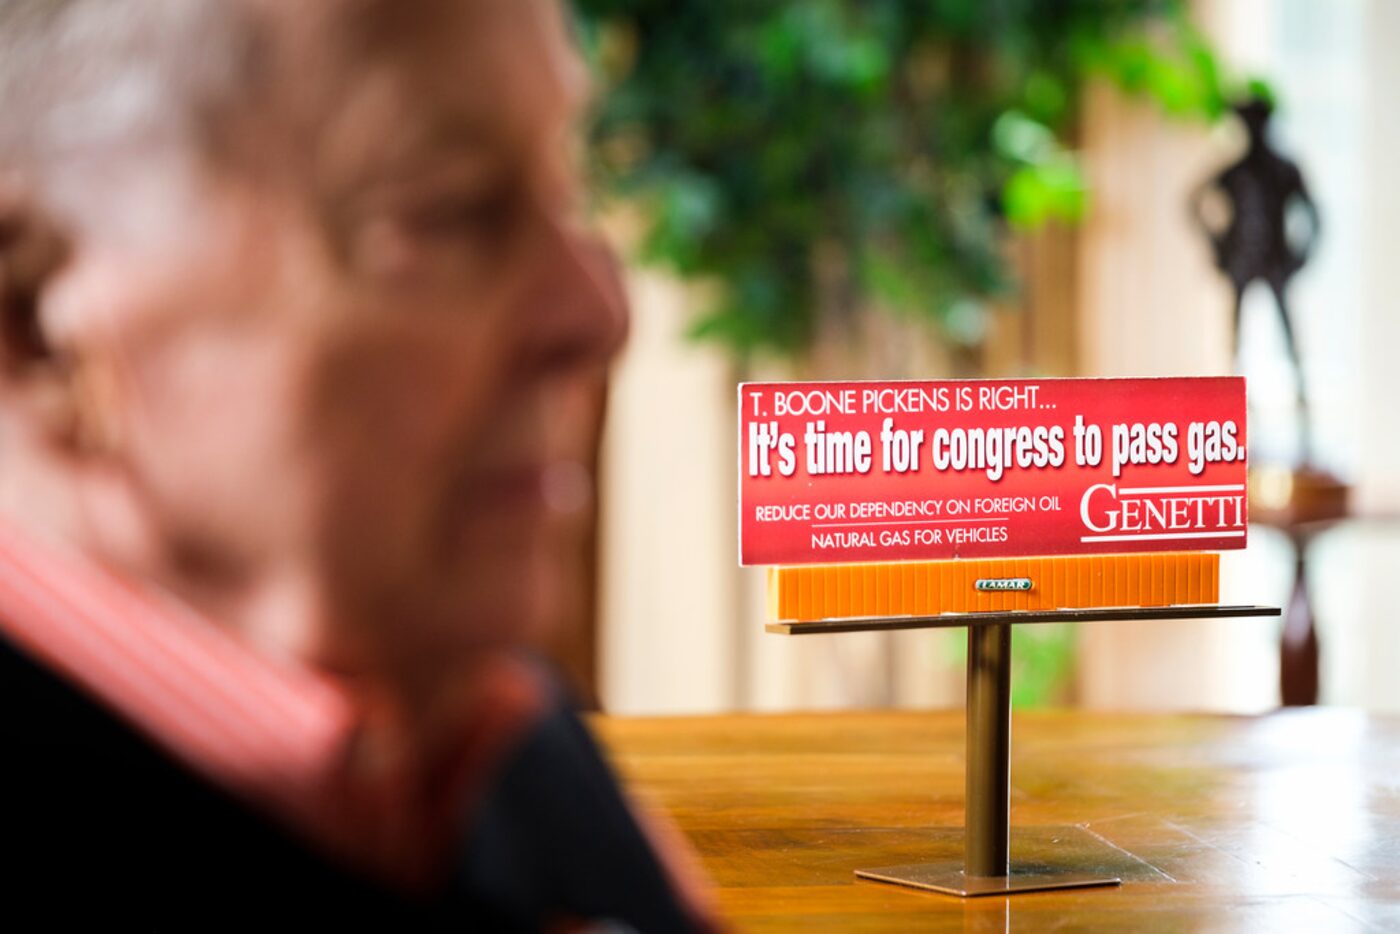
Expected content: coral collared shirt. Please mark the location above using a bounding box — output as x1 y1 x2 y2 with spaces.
0 517 547 890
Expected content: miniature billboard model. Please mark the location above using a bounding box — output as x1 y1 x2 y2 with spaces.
739 377 1277 897
740 377 1248 622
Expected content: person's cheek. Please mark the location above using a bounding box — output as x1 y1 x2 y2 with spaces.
298 316 500 576
86 318 307 571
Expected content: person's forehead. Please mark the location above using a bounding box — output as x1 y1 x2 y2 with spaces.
278 0 583 158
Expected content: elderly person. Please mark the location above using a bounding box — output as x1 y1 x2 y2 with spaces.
0 0 713 928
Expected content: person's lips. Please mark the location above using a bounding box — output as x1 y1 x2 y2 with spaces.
464 464 551 517
540 459 592 516
454 459 592 519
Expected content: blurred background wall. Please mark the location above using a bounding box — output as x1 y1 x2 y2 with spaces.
589 0 1400 715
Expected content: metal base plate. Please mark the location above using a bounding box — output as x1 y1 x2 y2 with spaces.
855 864 1120 897
855 826 1125 897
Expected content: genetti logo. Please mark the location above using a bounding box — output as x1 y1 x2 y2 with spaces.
1078 483 1247 544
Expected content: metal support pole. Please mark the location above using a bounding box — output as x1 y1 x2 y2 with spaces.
850 609 1194 895
964 621 1011 878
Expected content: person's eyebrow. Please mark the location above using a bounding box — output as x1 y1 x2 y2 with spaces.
319 109 506 209
386 121 505 173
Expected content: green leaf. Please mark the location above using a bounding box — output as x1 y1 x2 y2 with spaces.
1002 161 1087 230
991 110 1056 164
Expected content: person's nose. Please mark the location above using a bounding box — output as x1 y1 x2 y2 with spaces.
509 211 629 380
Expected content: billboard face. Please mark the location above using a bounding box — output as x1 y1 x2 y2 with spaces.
738 377 1247 566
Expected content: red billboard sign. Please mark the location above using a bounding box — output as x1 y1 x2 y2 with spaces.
738 377 1248 566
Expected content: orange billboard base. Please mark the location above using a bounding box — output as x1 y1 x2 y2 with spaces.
767 552 1219 623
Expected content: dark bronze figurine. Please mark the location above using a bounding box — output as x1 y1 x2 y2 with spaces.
1191 97 1320 461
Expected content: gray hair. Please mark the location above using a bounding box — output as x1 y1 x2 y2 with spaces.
0 0 266 174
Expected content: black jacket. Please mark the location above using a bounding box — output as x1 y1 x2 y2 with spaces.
0 633 703 931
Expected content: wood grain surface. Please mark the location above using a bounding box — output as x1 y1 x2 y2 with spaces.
593 708 1400 931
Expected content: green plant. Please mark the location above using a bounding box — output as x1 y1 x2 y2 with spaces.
572 0 1255 358
938 625 1077 709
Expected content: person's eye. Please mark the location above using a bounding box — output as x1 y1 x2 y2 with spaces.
342 173 525 285
401 187 516 243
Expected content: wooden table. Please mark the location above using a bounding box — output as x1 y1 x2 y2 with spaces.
594 709 1400 931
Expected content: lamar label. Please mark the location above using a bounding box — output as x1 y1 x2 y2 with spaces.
738 377 1248 566
975 578 1034 592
